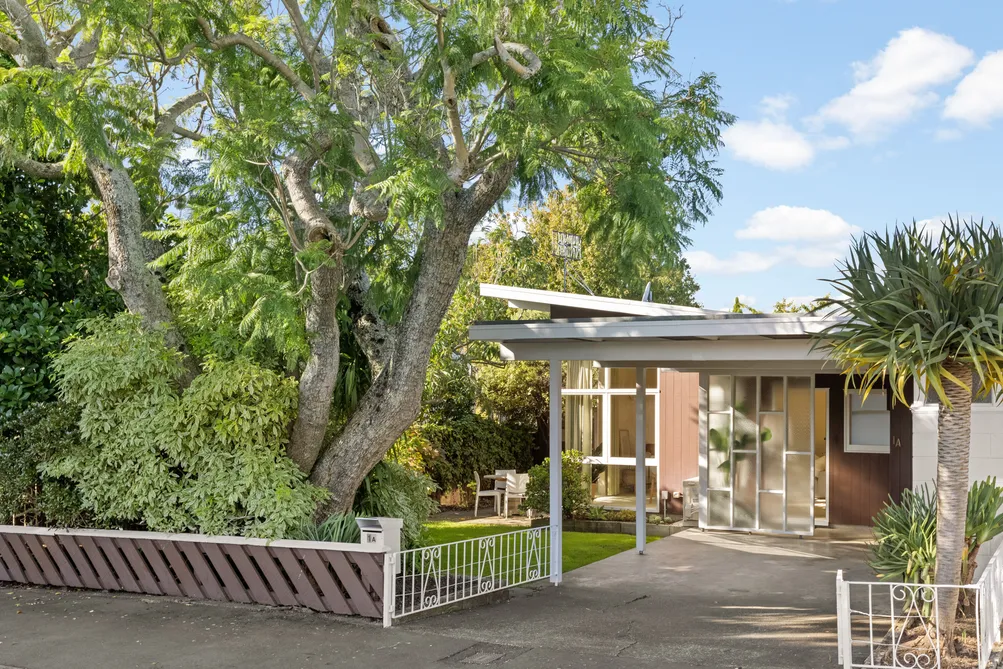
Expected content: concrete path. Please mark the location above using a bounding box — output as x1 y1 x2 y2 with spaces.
0 528 872 669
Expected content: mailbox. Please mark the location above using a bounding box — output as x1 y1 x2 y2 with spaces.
355 517 403 554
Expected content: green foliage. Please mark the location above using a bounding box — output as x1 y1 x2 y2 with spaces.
817 218 1003 406
411 413 534 496
353 461 439 549
870 480 1003 585
0 402 93 527
0 170 120 418
525 450 593 519
48 314 327 538
290 512 362 544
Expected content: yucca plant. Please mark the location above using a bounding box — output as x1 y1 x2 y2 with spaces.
818 217 1003 650
291 512 362 544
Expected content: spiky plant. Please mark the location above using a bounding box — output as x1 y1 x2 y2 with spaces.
816 217 1003 650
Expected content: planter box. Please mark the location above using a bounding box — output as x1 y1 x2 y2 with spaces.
530 517 684 537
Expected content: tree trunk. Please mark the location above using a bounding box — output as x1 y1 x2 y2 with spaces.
87 158 193 374
935 361 973 654
288 262 343 471
309 165 515 513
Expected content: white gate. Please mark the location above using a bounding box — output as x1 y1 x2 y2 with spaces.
383 526 551 626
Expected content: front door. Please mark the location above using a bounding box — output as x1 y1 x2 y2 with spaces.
704 375 816 535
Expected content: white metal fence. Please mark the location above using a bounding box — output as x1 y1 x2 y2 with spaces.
383 526 551 626
836 540 1003 668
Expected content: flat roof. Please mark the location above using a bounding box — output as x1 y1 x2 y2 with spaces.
479 283 729 317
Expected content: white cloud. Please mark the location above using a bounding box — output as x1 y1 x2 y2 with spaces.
934 127 964 141
944 51 1003 126
722 119 815 171
736 205 860 242
760 94 796 119
816 28 975 139
683 250 781 275
816 135 851 151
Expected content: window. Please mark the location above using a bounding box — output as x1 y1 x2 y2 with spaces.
845 389 890 454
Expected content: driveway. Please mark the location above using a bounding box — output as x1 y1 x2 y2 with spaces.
0 528 871 669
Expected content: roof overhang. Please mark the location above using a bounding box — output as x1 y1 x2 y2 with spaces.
479 283 728 317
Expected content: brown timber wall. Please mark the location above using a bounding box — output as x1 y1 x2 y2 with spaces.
658 370 700 514
0 526 385 618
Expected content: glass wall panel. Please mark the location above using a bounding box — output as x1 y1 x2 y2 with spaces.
760 413 785 491
759 492 784 531
786 377 812 452
601 465 657 505
733 454 757 529
709 375 732 412
609 367 658 389
709 490 731 527
786 454 812 532
708 412 731 489
610 395 655 458
761 376 784 412
583 462 608 498
735 376 758 417
563 395 603 457
565 361 601 389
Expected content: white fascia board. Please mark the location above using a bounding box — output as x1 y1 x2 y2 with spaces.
479 283 726 317
470 315 835 342
498 338 829 365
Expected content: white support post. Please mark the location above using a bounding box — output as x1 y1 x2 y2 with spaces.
549 358 563 584
636 366 646 554
382 552 395 628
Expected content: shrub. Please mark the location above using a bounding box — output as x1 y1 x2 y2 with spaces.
871 478 1003 587
524 450 592 519
48 314 327 538
290 512 362 544
412 411 533 497
354 460 439 549
0 402 93 527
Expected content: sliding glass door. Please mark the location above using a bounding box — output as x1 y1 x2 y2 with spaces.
706 375 815 534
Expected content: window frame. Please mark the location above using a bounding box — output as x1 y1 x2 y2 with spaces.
844 389 891 454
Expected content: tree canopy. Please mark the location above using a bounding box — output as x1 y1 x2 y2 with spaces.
0 0 733 512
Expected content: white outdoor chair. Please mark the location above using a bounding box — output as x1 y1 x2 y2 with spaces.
473 471 503 517
504 472 529 518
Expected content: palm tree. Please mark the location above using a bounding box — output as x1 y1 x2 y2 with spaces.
817 217 1003 652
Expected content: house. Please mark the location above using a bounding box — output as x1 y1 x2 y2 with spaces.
472 283 996 549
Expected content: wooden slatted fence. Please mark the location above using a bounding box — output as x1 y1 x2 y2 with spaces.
0 526 386 619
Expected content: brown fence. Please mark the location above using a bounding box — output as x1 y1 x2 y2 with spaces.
0 526 386 619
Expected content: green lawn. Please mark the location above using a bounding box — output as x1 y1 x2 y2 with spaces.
423 522 658 573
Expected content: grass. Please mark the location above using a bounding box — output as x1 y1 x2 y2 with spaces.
423 521 658 573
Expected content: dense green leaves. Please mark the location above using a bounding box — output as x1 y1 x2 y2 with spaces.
817 218 1003 406
0 170 120 418
525 450 592 519
49 314 326 538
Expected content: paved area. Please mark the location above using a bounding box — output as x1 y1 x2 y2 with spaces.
0 528 871 669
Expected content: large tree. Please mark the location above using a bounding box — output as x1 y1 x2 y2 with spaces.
818 219 1003 652
0 1 732 512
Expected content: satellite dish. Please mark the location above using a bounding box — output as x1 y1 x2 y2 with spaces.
641 282 653 302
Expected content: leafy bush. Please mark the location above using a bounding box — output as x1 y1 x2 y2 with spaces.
0 402 93 527
525 450 592 519
871 479 1003 586
354 460 438 548
48 314 327 538
290 512 362 544
412 412 533 496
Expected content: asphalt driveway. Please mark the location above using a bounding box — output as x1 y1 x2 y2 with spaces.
0 527 872 669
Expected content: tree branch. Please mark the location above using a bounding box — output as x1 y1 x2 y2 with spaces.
471 39 542 79
69 25 101 68
437 16 468 184
0 31 19 55
0 0 55 67
197 17 316 102
9 153 65 179
280 137 344 249
155 91 207 138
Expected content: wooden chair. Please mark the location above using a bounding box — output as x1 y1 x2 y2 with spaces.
474 471 503 517
504 472 529 518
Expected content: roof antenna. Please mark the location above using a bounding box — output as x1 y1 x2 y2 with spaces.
642 281 653 302
552 231 594 295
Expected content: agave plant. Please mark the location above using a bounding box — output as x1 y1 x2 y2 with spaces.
818 217 1003 648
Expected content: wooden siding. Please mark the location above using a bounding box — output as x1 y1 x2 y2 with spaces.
0 526 385 618
658 370 700 514
816 374 912 526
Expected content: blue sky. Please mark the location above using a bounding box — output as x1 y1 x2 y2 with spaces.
663 1 1003 310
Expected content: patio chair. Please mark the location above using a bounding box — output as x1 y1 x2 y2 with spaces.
473 471 503 517
504 472 529 519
